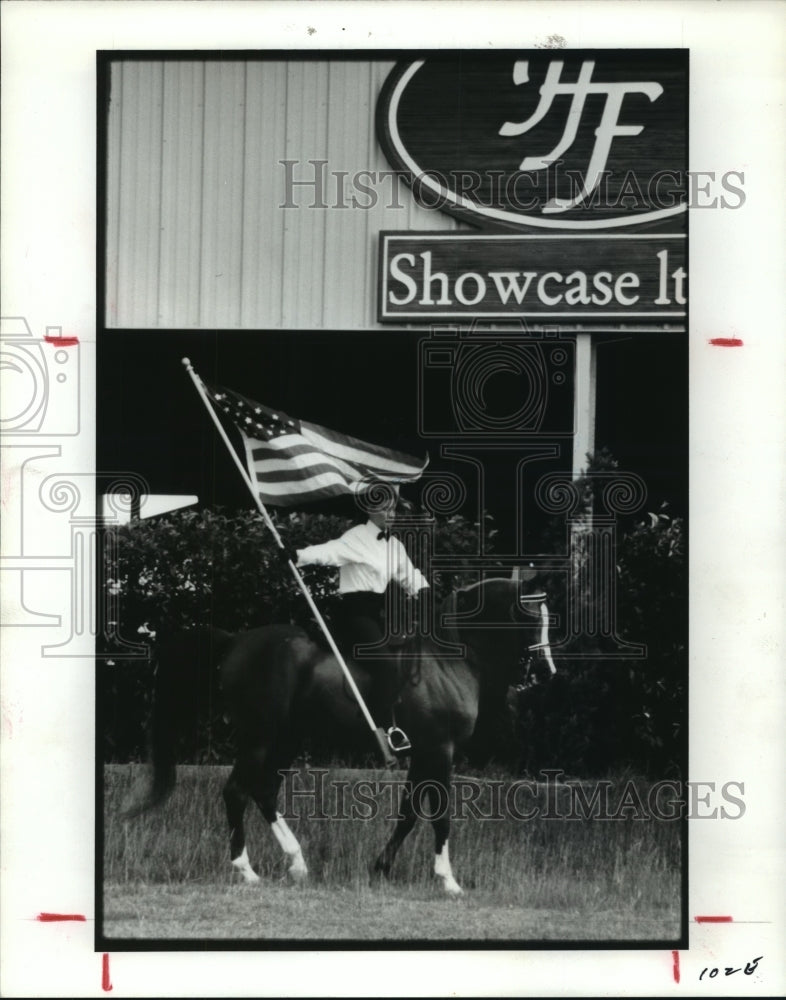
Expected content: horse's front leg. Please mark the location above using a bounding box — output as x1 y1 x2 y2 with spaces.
373 775 418 879
433 835 462 897
269 813 308 882
375 747 463 895
423 746 463 897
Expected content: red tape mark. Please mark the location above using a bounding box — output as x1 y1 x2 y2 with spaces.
695 915 733 922
672 950 680 984
708 337 743 347
44 334 79 347
102 953 113 992
36 912 86 922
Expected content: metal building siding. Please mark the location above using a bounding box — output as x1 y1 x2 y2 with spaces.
241 59 289 328
106 58 460 330
282 60 330 329
112 61 166 328
160 61 206 328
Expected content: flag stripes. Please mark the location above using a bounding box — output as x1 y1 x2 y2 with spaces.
206 383 427 506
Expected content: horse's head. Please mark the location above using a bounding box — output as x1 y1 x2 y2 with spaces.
445 574 556 686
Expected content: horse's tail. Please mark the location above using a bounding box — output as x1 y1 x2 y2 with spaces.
121 625 235 818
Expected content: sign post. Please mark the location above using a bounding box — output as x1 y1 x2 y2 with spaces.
572 333 597 481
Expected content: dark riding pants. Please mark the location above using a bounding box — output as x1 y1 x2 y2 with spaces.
335 591 399 729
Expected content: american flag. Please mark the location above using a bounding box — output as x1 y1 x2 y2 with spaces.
206 384 428 506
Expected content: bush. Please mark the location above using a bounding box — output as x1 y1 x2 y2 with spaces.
101 463 687 781
513 451 687 779
100 507 497 762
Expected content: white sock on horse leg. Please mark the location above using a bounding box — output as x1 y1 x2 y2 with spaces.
434 841 463 896
230 846 260 884
271 814 308 879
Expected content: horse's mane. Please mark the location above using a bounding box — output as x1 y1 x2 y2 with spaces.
401 576 546 677
394 579 519 686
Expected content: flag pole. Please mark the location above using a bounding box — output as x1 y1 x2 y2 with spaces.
181 358 391 756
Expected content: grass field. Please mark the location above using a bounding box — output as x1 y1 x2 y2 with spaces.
103 764 682 943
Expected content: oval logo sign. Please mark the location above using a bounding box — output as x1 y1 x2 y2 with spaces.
377 52 687 231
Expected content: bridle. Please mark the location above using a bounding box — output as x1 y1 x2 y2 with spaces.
516 591 557 674
440 582 557 676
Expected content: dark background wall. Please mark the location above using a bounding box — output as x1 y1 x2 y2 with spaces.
98 328 687 551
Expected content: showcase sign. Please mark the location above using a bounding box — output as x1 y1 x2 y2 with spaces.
377 52 688 230
378 233 686 321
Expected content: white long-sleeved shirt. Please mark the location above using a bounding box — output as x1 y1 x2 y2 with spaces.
295 519 429 597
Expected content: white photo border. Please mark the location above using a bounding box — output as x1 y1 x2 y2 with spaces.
1 1 784 996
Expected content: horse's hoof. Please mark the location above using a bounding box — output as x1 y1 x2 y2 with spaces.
287 864 308 884
370 860 390 882
438 877 464 897
231 845 261 885
232 868 261 886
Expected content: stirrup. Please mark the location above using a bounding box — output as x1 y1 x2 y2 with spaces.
386 726 412 754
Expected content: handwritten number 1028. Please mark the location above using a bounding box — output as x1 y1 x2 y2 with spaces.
699 956 762 979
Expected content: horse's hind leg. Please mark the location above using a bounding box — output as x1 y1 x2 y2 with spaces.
249 746 309 883
373 777 418 880
223 764 260 884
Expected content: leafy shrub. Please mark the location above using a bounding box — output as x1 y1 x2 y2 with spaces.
513 451 687 779
101 461 686 780
100 507 497 762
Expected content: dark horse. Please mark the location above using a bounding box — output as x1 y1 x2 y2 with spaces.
126 576 554 896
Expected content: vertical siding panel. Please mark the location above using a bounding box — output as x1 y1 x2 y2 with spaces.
123 62 163 327
114 62 137 327
361 60 378 330
159 62 204 327
148 62 165 328
306 60 330 329
281 61 328 328
226 62 247 327
105 62 123 327
364 60 391 329
308 59 330 329
242 60 288 329
363 60 382 330
363 59 406 328
280 60 302 328
200 62 246 328
198 62 218 327
321 62 365 329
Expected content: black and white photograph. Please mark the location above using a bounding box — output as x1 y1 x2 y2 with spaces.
97 48 689 947
1 1 784 995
